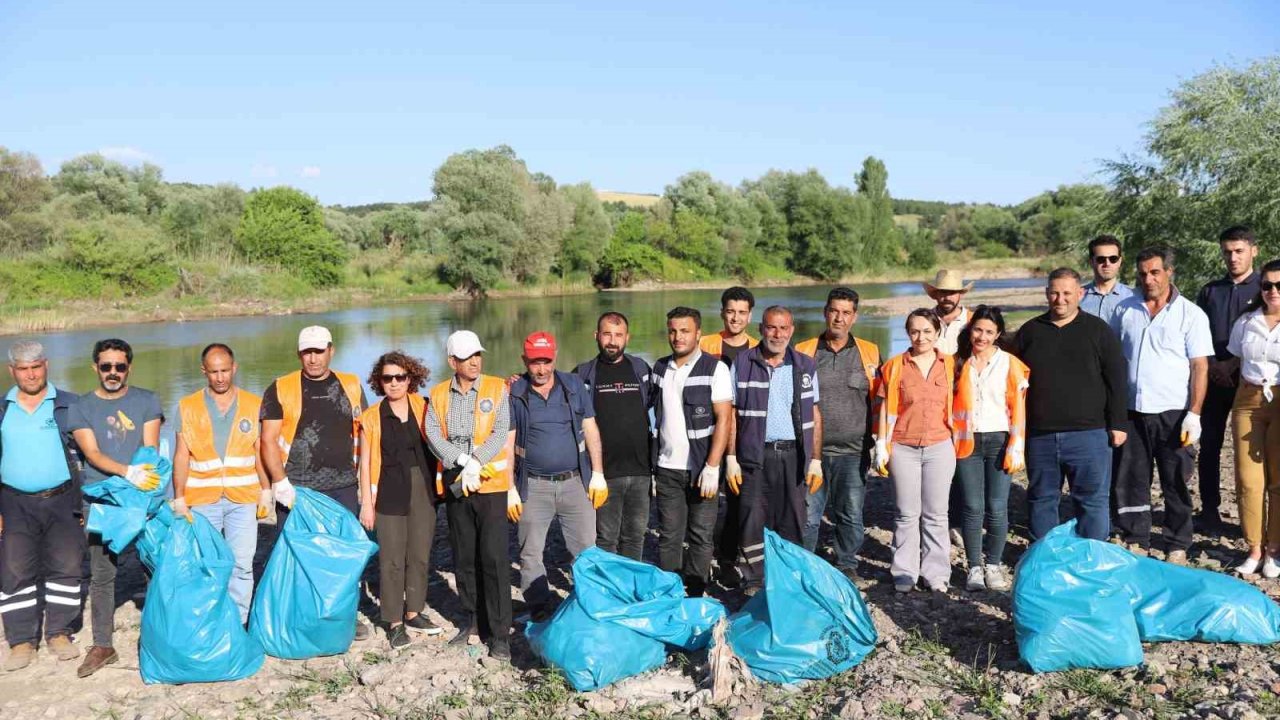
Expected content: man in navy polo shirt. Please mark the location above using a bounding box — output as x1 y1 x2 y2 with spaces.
0 340 84 671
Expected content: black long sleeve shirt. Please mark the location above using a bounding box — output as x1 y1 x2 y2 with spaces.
1013 311 1128 433
1196 272 1259 360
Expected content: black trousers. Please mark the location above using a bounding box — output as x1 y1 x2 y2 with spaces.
444 490 510 641
1114 409 1195 550
738 444 806 588
715 466 742 566
1 484 84 647
654 467 717 595
1197 382 1235 518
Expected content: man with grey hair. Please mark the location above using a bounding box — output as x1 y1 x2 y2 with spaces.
1 340 85 671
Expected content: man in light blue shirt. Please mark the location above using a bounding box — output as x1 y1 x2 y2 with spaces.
1081 234 1135 326
1111 247 1212 563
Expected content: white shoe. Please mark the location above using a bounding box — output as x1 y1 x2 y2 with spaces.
965 566 986 591
1262 557 1280 579
927 579 949 593
984 565 1010 591
894 578 915 593
1236 556 1262 576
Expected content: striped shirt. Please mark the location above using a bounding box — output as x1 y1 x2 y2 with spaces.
423 376 511 468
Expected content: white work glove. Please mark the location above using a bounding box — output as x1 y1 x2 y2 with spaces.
460 456 483 494
506 485 523 522
273 477 296 509
1180 412 1202 447
725 455 743 495
588 471 608 509
698 464 719 499
125 463 161 491
872 437 890 476
806 459 824 495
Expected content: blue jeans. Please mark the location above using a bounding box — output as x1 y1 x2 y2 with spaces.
193 498 258 623
802 453 867 571
956 432 1011 567
1025 429 1112 541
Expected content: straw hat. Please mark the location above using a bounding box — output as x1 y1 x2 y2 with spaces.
923 269 975 296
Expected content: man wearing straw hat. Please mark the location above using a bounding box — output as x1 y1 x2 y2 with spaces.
923 269 976 355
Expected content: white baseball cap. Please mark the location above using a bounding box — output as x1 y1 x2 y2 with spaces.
446 330 485 360
297 325 333 351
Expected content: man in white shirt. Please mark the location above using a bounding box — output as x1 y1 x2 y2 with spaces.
651 307 734 597
1112 246 1213 563
924 269 974 355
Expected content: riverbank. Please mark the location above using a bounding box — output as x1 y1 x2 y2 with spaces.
0 255 1055 338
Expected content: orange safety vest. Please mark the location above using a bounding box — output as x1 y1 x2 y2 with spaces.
876 351 957 462
793 336 881 390
358 394 429 494
427 375 512 495
273 370 364 469
178 388 263 506
699 331 758 358
953 352 1030 471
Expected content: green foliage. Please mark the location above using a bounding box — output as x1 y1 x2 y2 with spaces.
596 239 665 287
235 186 347 287
558 183 611 276
671 208 727 273
441 210 518 296
903 227 939 268
976 241 1013 259
60 215 176 294
778 171 861 280
0 147 51 217
53 153 165 218
856 156 901 268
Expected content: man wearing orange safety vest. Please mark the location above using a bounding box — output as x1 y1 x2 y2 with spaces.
171 343 271 623
792 287 881 583
423 330 515 661
699 286 759 587
260 325 369 639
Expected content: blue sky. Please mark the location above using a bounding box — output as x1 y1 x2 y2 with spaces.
2 1 1276 206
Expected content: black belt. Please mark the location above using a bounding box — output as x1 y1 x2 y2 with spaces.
529 470 580 483
764 440 797 451
3 480 71 498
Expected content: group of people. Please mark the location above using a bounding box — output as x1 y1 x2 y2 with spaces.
1 224 1277 673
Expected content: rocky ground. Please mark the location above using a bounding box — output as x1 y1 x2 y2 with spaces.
2 443 1278 720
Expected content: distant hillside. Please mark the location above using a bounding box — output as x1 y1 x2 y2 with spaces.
596 190 662 208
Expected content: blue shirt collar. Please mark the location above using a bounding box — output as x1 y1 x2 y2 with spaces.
5 383 57 404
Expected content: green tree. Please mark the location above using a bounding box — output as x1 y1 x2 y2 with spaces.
441 211 518 296
53 153 165 218
558 183 611 276
517 186 572 283
60 215 175 294
856 156 900 267
234 186 347 287
0 147 51 217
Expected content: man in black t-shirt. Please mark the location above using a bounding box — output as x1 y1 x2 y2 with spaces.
574 312 653 561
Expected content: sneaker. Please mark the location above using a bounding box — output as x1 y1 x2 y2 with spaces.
3 643 36 672
965 566 986 592
984 565 1010 592
449 618 479 646
404 614 443 636
894 579 914 593
488 638 511 661
1262 557 1280 579
1236 556 1263 575
1166 550 1188 565
47 634 80 661
76 646 118 678
387 624 410 649
354 620 371 641
927 579 949 593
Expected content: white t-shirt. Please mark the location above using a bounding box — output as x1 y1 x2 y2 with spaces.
1228 308 1280 395
658 350 734 471
967 348 1012 433
936 307 970 355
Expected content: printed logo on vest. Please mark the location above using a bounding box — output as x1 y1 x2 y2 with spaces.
479 398 494 413
693 405 708 417
238 418 252 434
801 373 813 389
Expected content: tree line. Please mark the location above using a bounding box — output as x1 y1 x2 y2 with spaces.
0 56 1275 303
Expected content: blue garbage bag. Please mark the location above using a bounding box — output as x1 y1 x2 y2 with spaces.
249 487 378 659
725 529 878 684
526 547 726 691
1012 521 1144 672
82 446 173 554
1014 521 1280 673
139 513 265 684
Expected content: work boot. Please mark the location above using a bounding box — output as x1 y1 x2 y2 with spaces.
76 646 118 678
47 634 80 661
404 613 443 636
3 643 36 672
488 638 511 661
449 616 478 646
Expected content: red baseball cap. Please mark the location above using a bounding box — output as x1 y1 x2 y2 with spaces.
523 331 557 360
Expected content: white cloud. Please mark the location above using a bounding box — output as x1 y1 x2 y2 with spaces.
300 166 322 178
250 164 278 179
98 146 154 164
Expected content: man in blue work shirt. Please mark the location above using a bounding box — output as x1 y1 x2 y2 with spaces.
1081 234 1135 326
0 340 84 671
1112 247 1213 563
509 331 605 624
1194 225 1260 531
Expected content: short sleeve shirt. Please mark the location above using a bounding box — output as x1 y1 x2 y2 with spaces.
261 374 364 490
1081 281 1134 327
68 387 164 485
1113 291 1214 413
657 351 733 471
1 385 71 492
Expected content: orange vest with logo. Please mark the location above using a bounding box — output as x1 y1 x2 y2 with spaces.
699 331 758 357
428 375 512 495
794 336 881 390
179 388 263 506
876 351 957 462
358 394 429 493
954 353 1030 471
273 370 363 469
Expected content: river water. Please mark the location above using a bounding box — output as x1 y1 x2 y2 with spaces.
14 278 1040 430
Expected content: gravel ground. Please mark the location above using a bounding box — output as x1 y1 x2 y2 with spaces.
2 435 1278 720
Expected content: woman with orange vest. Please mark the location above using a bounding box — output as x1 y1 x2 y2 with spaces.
357 351 442 649
874 309 961 593
952 306 1029 593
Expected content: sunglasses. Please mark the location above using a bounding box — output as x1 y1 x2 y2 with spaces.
1092 255 1121 265
380 373 409 383
1261 281 1280 293
97 362 129 373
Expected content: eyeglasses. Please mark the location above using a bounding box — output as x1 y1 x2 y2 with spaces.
1092 255 1121 265
1261 281 1280 293
97 362 129 373
380 373 409 383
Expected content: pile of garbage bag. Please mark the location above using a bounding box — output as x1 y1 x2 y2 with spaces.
526 547 725 691
1014 520 1280 673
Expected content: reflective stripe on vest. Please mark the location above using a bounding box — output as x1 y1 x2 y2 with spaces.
179 388 262 505
732 346 817 470
274 370 363 468
652 352 720 472
427 375 512 495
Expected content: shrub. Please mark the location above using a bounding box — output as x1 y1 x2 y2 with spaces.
234 186 347 287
